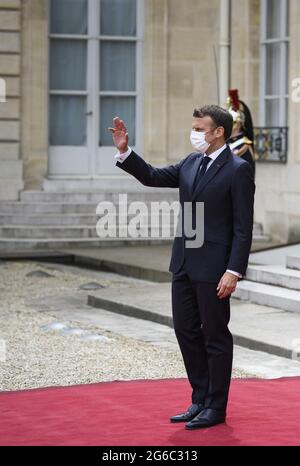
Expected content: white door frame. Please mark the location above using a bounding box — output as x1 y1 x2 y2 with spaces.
259 0 289 127
48 0 144 178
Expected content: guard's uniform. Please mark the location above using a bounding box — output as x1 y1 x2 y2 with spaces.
226 89 256 178
227 133 256 177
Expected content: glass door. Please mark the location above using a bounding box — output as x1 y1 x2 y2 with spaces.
49 0 143 176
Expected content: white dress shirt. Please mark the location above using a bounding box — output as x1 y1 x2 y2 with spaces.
114 145 242 279
202 144 227 169
114 146 133 163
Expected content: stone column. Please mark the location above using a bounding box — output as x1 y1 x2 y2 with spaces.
143 0 169 165
21 0 48 190
166 0 220 162
0 0 23 200
289 0 300 164
219 0 231 106
144 0 220 165
231 0 260 122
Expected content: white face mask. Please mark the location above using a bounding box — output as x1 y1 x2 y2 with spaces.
190 130 211 153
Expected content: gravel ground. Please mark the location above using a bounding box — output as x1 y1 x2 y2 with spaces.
0 260 253 392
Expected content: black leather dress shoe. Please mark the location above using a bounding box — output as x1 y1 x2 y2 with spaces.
170 404 204 423
185 408 226 429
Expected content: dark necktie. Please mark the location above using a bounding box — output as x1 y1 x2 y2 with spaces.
193 156 212 191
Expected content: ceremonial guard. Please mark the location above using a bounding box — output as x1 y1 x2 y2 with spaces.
227 89 256 177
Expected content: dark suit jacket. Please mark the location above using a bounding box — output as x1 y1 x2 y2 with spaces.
116 146 255 283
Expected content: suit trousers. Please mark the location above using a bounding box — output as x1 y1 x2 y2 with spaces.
171 261 233 411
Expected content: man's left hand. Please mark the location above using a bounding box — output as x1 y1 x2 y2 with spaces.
217 272 239 299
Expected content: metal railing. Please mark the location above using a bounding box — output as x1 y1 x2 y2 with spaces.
254 127 288 163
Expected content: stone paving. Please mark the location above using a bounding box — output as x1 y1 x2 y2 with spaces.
0 260 252 392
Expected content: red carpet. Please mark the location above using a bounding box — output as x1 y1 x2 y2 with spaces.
1 377 300 446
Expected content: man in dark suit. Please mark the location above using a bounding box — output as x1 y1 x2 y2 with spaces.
109 105 255 429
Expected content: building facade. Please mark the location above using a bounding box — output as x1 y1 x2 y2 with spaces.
0 0 300 243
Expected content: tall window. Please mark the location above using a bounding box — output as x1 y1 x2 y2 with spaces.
50 0 88 147
260 0 289 127
49 0 143 176
99 0 138 147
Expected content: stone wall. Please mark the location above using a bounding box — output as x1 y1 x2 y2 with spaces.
253 0 300 242
231 0 260 122
144 0 220 166
1 0 300 245
0 0 23 200
20 0 222 181
21 0 48 190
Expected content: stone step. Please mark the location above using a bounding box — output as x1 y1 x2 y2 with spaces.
0 224 182 239
0 225 96 239
87 281 300 359
246 264 300 291
42 177 176 193
0 179 23 201
0 214 100 226
0 201 267 235
20 190 179 203
251 234 271 242
233 280 300 313
286 255 300 271
70 246 172 283
0 213 179 226
0 160 22 178
0 237 173 253
253 223 263 235
0 201 97 215
88 282 173 326
0 224 269 245
0 202 104 214
0 199 180 213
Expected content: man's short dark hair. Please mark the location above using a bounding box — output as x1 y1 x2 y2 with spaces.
193 105 233 141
